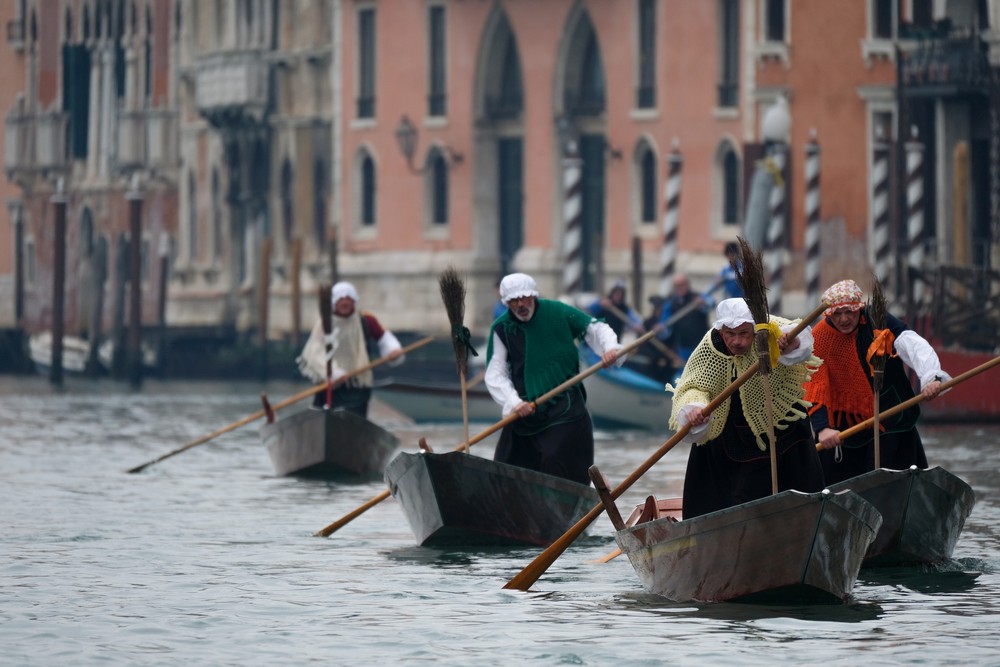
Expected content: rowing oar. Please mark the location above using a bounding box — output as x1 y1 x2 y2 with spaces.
602 302 683 367
313 317 681 538
125 335 435 474
504 297 830 589
817 353 1000 448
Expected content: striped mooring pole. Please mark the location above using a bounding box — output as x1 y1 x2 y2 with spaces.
659 139 682 299
561 147 584 296
905 126 926 311
871 131 892 290
804 130 821 306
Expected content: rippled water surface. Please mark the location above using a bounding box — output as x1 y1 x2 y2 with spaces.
2 375 999 666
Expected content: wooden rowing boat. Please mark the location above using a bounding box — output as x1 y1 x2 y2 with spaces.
384 451 599 547
602 487 882 603
261 408 400 479
826 465 976 566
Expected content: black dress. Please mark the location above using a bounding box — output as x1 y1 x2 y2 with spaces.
681 331 826 519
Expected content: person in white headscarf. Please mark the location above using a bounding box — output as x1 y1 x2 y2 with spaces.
296 281 404 417
668 298 825 519
485 272 625 485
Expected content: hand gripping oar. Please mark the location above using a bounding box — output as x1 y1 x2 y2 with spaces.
506 300 828 588
125 336 435 474
313 319 678 538
816 353 1000 449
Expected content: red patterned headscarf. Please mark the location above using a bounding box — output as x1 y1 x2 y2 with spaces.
822 280 864 317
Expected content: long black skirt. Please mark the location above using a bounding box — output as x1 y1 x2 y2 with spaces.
819 426 929 485
682 419 825 520
493 409 595 486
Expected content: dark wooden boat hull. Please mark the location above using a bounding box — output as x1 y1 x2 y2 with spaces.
826 466 975 566
261 408 400 478
615 489 883 604
384 451 599 547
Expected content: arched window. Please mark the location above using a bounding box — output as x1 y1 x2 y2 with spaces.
721 144 740 226
188 171 198 260
313 159 327 247
211 168 223 261
280 159 294 245
429 150 448 226
640 145 657 224
360 154 376 227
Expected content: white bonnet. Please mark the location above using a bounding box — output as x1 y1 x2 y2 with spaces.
713 298 754 330
331 281 360 305
499 273 539 304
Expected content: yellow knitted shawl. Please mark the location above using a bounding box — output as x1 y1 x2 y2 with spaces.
667 315 821 449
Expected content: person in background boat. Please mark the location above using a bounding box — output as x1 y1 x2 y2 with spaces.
586 278 645 339
492 276 508 321
703 241 745 304
296 281 405 418
804 279 950 484
669 298 825 519
485 272 626 485
654 273 711 381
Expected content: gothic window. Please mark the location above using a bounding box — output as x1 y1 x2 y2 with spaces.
718 0 739 108
636 0 656 109
357 7 376 119
428 5 447 117
640 144 657 224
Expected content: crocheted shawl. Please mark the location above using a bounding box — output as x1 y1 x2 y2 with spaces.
804 317 874 426
667 315 821 449
296 312 373 387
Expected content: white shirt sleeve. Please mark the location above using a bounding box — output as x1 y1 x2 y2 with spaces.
484 331 523 417
777 323 814 366
676 402 710 443
377 330 405 366
583 320 627 367
895 330 951 388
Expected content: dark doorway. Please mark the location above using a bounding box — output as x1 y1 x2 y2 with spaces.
498 137 524 276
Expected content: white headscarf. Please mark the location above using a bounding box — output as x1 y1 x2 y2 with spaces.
331 281 360 306
499 273 539 304
713 298 754 330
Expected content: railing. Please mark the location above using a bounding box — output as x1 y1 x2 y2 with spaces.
117 110 147 171
564 89 605 117
195 50 270 121
484 93 522 121
4 107 33 176
146 109 178 171
6 18 24 50
909 262 1000 351
901 29 994 94
34 111 69 173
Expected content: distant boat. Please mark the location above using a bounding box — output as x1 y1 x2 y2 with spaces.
28 332 92 375
373 350 671 432
261 408 400 479
596 475 882 603
384 451 599 547
826 466 975 566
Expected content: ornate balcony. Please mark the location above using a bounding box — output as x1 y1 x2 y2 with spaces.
901 29 995 97
194 50 271 126
6 17 24 51
5 104 68 180
117 108 179 175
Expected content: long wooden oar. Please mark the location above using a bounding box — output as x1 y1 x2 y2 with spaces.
314 317 683 538
126 336 435 474
817 354 1000 448
505 300 829 588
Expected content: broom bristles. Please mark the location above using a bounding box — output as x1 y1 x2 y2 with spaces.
735 237 769 324
438 267 469 376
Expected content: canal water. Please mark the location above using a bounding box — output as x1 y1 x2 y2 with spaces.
2 375 999 665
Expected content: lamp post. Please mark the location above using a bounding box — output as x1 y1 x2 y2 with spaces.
394 114 462 174
761 96 790 315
